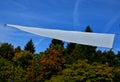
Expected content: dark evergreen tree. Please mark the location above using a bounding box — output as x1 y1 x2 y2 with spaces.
115 51 120 66
71 44 85 61
15 46 21 53
94 50 103 63
63 42 76 64
50 39 64 47
24 39 35 54
63 26 96 64
101 50 115 66
82 25 97 63
85 25 93 32
101 50 107 64
117 51 120 60
106 49 115 66
65 43 76 54
0 43 14 60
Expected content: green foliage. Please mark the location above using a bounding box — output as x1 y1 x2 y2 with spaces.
13 51 34 69
114 51 120 66
64 44 85 64
0 43 14 60
24 39 35 53
94 50 103 62
48 60 120 82
0 58 25 82
0 58 12 81
63 42 76 64
40 44 65 80
65 42 76 54
0 26 120 82
63 26 96 64
50 39 64 48
15 46 21 53
101 50 115 66
82 26 97 63
24 59 42 82
117 51 120 59
71 44 85 60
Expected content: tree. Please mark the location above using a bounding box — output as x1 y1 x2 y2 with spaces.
50 39 64 48
105 50 115 66
0 58 26 82
25 59 42 82
82 25 97 63
85 25 93 32
0 58 13 81
71 44 85 61
15 46 21 53
63 42 76 64
63 26 96 64
64 44 84 64
115 51 120 66
24 39 35 54
13 51 34 69
0 43 14 60
94 50 103 63
40 45 65 80
101 50 115 66
65 42 76 54
47 60 120 82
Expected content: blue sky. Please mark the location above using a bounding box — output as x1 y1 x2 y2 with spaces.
0 0 120 53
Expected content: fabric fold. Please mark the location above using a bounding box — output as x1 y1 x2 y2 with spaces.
7 24 115 48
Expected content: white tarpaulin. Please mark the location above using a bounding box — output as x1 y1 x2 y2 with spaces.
6 24 115 48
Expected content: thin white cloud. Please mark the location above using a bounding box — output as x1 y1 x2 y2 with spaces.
34 38 45 47
103 12 120 32
12 1 27 10
73 0 81 29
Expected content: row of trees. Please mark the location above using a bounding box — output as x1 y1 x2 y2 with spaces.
0 26 120 82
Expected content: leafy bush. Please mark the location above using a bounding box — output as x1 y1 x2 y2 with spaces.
47 60 120 82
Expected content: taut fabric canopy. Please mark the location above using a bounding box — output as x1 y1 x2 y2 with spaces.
7 24 115 48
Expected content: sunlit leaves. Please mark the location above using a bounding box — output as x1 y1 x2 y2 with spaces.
40 45 65 79
0 58 25 82
13 51 34 69
48 60 120 82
